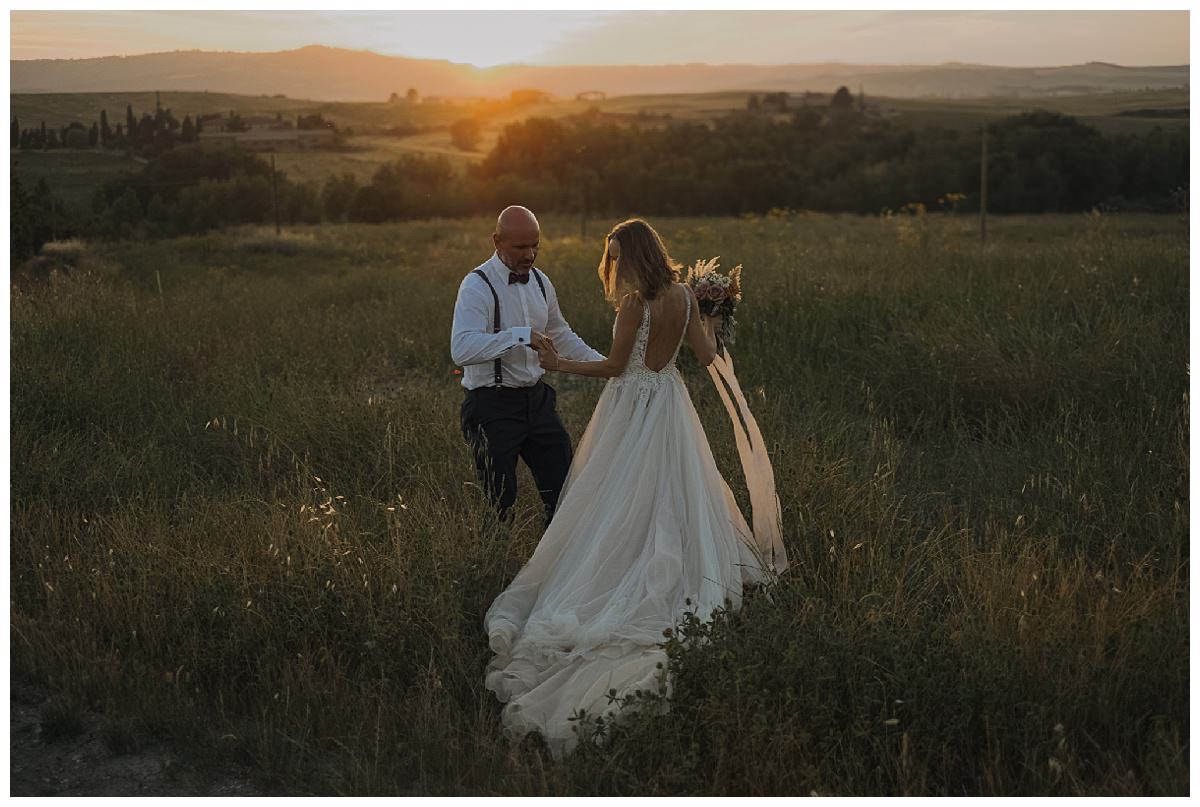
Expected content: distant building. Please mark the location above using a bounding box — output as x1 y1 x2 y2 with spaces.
576 91 606 102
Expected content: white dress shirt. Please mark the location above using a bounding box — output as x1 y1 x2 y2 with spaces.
450 252 606 390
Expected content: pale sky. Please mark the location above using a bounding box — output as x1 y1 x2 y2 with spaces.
9 10 1189 68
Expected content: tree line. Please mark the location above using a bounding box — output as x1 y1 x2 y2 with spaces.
11 100 1188 258
468 105 1186 216
12 95 341 159
14 95 195 157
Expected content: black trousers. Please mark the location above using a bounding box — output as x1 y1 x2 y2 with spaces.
461 380 573 526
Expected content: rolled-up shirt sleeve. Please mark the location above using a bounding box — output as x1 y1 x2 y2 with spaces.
450 276 531 366
543 277 606 363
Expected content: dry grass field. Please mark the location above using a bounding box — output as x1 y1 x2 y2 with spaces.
10 210 1188 795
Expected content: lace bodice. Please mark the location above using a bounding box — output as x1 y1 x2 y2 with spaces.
609 287 691 397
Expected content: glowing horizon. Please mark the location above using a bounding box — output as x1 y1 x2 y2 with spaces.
9 10 1189 69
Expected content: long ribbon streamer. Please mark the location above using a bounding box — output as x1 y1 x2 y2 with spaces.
707 347 788 576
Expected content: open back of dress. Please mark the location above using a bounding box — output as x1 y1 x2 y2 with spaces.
641 283 690 372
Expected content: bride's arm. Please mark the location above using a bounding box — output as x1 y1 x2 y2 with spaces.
538 293 643 378
684 284 722 366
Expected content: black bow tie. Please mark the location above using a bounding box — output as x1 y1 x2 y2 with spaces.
508 271 531 285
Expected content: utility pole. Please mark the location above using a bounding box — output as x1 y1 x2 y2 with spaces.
979 125 988 245
271 153 281 236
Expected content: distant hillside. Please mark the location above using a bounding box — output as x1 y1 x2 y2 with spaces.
10 46 1189 101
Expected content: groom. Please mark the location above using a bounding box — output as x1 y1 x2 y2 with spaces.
450 206 606 527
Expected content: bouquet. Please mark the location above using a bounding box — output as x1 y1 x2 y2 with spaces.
684 258 787 575
684 257 742 348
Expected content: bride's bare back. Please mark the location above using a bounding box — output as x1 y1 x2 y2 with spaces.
641 283 690 371
639 282 715 371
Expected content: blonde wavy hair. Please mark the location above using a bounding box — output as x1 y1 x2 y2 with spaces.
597 218 681 308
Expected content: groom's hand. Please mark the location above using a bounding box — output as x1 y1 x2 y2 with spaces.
535 342 560 370
530 330 556 351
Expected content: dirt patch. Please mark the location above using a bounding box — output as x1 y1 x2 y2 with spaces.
10 679 268 797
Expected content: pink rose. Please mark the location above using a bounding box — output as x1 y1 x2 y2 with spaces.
706 284 726 302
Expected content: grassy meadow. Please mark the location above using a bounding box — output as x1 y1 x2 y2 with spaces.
10 211 1188 795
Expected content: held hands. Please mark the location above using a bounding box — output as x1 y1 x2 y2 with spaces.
529 330 556 352
534 341 561 371
529 330 561 371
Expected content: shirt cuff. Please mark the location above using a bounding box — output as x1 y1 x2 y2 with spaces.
509 326 532 348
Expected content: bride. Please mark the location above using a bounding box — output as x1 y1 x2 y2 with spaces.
482 218 779 759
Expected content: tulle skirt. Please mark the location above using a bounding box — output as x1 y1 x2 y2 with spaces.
483 368 769 758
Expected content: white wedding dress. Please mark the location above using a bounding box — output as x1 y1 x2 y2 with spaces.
483 287 776 759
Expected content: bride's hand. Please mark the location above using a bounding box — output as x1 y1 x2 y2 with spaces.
535 342 560 371
705 311 725 334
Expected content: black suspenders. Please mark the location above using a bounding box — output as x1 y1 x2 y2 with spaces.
471 267 547 387
471 269 504 386
531 268 547 300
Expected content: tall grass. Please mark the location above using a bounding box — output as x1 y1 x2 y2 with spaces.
10 211 1187 795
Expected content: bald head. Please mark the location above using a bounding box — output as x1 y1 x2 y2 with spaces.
492 205 541 273
495 205 539 239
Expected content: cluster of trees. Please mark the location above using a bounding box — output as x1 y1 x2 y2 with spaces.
466 105 1186 215
15 95 198 157
746 91 794 112
77 146 457 240
388 88 421 104
13 119 97 150
87 146 300 238
11 176 69 260
11 99 342 159
450 118 483 151
11 101 1187 258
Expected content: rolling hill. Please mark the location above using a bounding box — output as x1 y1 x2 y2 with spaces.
11 46 1188 102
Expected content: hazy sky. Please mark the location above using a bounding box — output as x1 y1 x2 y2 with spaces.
9 10 1189 68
